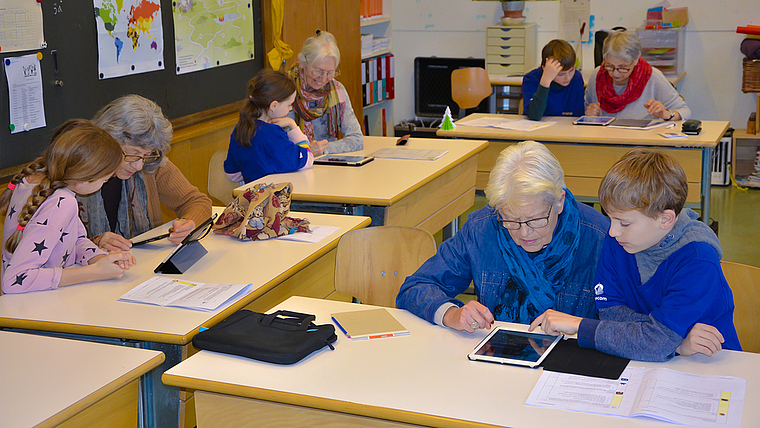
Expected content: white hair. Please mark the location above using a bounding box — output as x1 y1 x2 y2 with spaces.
602 30 642 63
298 31 341 66
485 141 566 213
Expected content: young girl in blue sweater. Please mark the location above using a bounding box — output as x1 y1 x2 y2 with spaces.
225 69 313 183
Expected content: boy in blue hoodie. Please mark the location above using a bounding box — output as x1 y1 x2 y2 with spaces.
529 150 741 361
522 39 585 121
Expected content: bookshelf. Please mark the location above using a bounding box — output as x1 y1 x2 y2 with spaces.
360 0 394 137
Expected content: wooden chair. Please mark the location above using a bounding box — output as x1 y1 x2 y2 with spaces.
451 67 492 118
721 260 760 353
207 150 238 206
334 226 437 307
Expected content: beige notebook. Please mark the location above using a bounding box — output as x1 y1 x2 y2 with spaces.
331 308 409 340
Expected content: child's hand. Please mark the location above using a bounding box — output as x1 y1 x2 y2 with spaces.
111 251 137 269
90 252 133 279
540 58 563 87
676 323 724 357
529 309 582 336
269 117 297 132
585 103 601 116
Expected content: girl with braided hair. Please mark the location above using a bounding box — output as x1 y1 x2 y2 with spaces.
1 120 136 294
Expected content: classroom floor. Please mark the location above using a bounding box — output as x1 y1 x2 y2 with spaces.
452 184 760 268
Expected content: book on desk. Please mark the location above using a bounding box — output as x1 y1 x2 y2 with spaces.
331 308 409 340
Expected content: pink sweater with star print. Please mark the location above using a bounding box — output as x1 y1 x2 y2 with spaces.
2 180 106 294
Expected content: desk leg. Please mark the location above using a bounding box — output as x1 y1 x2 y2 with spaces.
138 342 182 428
701 147 713 225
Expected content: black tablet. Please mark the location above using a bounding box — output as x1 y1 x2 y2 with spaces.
314 155 374 166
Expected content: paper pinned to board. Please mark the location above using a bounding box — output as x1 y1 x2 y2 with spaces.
4 54 46 134
559 0 590 43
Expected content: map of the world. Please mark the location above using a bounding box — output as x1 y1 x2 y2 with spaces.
94 0 165 79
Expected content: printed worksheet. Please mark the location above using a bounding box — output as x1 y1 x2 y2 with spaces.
527 367 746 428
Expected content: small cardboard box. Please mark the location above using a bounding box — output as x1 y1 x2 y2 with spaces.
662 7 688 28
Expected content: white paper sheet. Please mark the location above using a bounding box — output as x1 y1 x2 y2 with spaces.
276 225 341 243
4 54 46 134
0 1 45 53
559 0 590 43
459 117 556 132
527 367 746 428
369 148 448 160
119 276 252 312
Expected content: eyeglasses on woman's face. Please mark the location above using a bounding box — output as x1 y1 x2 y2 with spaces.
499 205 553 230
123 151 161 164
602 59 634 75
307 63 340 80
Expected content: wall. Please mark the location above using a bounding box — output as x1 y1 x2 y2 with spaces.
392 0 759 129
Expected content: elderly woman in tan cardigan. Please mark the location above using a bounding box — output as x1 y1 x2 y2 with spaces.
77 95 211 251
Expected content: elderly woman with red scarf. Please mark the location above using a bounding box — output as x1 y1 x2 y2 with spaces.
585 30 690 121
287 31 363 157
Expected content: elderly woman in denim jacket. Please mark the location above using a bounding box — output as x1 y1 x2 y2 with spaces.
396 141 610 332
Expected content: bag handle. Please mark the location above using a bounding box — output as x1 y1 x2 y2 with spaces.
260 310 316 330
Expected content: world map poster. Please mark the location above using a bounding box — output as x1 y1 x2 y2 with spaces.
94 0 165 79
172 0 255 74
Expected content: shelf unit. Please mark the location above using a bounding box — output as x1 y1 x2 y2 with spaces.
360 0 393 136
732 128 760 186
486 23 537 114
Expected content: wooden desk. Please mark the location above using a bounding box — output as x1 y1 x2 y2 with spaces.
438 114 730 225
0 211 369 427
163 296 760 428
1 331 164 428
233 136 489 235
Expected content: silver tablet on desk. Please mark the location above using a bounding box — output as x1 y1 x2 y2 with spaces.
467 326 562 368
572 116 616 126
314 155 374 166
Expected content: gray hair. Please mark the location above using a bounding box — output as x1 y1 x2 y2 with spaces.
602 30 642 63
485 141 566 213
298 31 341 67
92 95 172 173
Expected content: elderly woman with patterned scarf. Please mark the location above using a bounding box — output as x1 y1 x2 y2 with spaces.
585 30 691 121
77 95 212 251
287 30 363 156
396 141 610 332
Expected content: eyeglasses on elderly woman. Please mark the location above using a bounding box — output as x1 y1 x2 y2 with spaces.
307 64 340 80
498 206 553 230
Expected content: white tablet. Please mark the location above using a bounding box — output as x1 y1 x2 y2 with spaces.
467 326 562 368
572 116 616 126
314 155 374 166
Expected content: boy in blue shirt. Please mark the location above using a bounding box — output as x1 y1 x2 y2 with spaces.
522 39 584 121
529 150 741 361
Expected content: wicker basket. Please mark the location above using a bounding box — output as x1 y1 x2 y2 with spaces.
742 57 760 93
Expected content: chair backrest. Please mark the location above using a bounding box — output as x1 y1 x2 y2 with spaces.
451 67 492 110
208 150 238 206
721 260 760 353
334 226 437 307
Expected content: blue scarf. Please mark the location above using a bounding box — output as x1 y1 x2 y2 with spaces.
492 190 581 323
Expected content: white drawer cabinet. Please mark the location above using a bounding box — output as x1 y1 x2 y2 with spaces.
485 23 537 77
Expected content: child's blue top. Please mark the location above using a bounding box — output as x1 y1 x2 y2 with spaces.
224 120 310 183
578 209 741 361
522 67 585 120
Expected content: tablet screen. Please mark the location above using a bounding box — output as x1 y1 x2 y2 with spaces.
573 116 615 126
468 327 561 367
